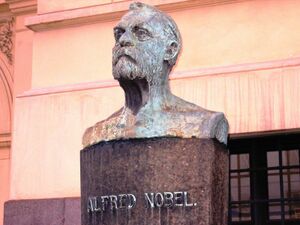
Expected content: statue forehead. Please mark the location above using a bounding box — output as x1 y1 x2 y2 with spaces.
117 9 165 30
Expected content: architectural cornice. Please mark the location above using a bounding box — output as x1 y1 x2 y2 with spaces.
0 133 11 149
25 0 247 32
7 0 37 15
17 56 300 98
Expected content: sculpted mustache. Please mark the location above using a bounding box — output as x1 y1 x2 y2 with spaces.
113 48 137 65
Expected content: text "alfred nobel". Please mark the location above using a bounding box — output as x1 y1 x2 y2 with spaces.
87 191 197 213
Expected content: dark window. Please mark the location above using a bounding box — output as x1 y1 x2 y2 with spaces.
228 133 300 225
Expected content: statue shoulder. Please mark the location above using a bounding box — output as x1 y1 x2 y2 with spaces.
208 112 229 145
82 108 123 148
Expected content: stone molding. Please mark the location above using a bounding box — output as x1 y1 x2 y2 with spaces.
0 18 14 64
25 0 247 32
0 133 11 149
7 0 37 15
229 128 300 140
16 56 300 98
0 36 13 140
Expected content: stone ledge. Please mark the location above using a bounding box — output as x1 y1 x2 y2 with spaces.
4 197 81 225
25 0 245 32
0 133 11 149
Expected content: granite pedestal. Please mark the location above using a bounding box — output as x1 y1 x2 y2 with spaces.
80 137 228 225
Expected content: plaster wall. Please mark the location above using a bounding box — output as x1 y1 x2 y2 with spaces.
0 5 35 223
14 13 34 96
0 148 9 225
0 70 11 134
11 86 123 199
32 21 115 87
37 0 112 14
31 0 300 88
36 0 229 14
0 21 13 225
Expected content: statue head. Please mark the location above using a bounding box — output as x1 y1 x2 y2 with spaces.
112 2 182 85
83 3 229 148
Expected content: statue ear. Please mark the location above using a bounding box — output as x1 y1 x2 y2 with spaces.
164 41 179 64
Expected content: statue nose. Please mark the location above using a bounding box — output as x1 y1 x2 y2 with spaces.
119 31 134 47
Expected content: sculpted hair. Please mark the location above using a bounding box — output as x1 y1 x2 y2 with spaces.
129 2 182 68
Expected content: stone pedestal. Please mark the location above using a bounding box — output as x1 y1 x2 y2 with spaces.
80 137 228 225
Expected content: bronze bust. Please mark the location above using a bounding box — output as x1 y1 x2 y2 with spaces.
82 2 229 148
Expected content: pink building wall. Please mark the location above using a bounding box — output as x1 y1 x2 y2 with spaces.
1 0 300 224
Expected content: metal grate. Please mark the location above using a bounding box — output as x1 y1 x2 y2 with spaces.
228 133 300 225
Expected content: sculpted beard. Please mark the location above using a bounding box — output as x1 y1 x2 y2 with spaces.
113 46 161 82
113 58 139 80
113 47 143 80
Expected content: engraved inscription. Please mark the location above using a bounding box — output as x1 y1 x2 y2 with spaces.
144 191 197 208
87 191 197 214
88 194 136 213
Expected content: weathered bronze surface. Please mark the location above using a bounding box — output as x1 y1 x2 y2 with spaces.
82 2 229 148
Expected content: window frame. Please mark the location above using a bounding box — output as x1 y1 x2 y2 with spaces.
228 132 300 225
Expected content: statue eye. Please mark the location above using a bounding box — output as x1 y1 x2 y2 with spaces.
132 26 151 41
114 28 125 42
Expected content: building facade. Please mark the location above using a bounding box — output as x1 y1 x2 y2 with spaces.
0 0 299 224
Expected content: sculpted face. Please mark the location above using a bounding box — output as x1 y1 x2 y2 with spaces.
112 7 176 83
